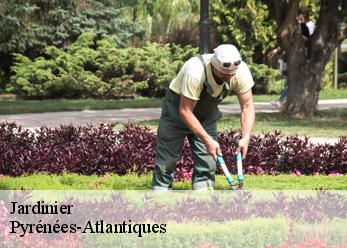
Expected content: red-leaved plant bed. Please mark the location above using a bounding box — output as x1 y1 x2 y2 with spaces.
0 122 346 179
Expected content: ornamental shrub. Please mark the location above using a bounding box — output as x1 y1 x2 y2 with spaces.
0 122 346 179
7 33 198 99
247 63 284 94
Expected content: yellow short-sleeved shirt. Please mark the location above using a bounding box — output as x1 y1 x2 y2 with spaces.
169 54 254 100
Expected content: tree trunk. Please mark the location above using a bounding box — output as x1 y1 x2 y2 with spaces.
285 61 321 117
273 0 347 117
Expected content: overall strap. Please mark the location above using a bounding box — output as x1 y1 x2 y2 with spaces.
197 54 230 103
197 54 214 96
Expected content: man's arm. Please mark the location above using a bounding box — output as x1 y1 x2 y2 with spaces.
237 90 255 159
179 95 221 161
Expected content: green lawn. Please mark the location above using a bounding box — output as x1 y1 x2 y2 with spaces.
137 108 347 137
220 108 347 137
0 173 346 190
0 88 346 115
0 97 163 115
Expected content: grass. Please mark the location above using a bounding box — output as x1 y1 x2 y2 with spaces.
0 88 346 115
0 97 163 115
137 108 347 137
220 108 347 137
0 173 346 190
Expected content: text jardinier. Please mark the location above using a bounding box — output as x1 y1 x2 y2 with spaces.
10 201 73 215
10 200 75 237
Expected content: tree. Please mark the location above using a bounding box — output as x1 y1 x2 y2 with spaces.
0 0 144 88
269 0 347 116
131 0 200 44
210 0 277 63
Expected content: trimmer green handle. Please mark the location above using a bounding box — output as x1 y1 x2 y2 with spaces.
216 154 234 185
236 152 244 181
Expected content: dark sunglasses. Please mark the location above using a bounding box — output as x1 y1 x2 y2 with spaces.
223 60 241 67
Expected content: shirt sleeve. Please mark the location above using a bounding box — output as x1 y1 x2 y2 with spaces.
180 73 204 100
233 62 254 95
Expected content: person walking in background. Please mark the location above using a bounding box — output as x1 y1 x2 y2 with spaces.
152 44 255 190
268 46 288 109
269 7 315 109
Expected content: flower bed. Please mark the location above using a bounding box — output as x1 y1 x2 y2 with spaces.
0 122 346 179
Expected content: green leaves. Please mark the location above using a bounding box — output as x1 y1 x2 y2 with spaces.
210 0 277 63
7 33 198 99
0 0 144 59
248 63 284 94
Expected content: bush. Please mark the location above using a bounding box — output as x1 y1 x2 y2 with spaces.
338 72 347 88
248 63 284 94
338 50 347 74
0 69 5 92
8 50 90 99
321 57 334 90
135 43 198 97
0 123 346 178
7 33 198 99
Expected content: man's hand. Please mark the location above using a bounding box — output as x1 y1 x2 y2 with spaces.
205 138 222 161
235 136 250 160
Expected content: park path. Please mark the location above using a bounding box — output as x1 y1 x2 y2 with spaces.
1 99 346 131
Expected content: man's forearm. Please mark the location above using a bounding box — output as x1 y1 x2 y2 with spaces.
179 108 211 144
240 102 255 139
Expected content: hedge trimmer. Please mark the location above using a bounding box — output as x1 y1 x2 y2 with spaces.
216 141 244 190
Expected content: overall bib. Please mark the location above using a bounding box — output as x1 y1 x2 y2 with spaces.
152 56 229 190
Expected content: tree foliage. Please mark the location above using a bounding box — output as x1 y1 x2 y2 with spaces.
210 0 277 64
2 0 344 104
0 0 144 81
131 0 200 45
0 0 143 53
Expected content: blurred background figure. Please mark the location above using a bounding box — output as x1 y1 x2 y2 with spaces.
269 7 315 109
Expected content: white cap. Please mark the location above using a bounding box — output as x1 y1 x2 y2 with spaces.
211 44 242 74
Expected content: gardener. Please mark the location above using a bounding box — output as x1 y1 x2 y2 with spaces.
152 44 255 190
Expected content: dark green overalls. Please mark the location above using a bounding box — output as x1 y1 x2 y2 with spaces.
152 55 230 190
